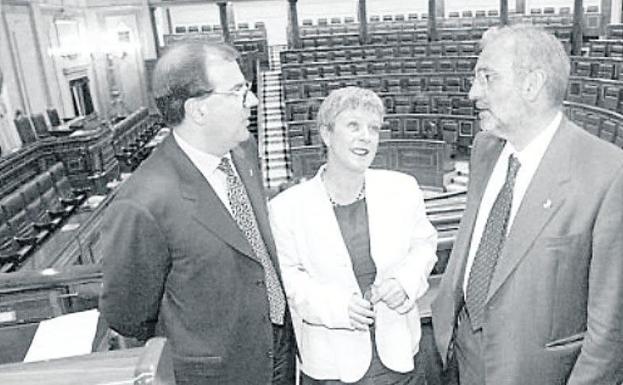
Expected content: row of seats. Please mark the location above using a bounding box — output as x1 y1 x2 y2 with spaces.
297 23 573 49
284 73 473 100
173 22 265 35
0 163 88 272
565 102 623 150
606 24 623 40
286 92 473 122
571 57 623 81
112 111 162 173
283 56 476 81
281 41 478 65
287 113 476 149
567 76 623 116
589 39 623 57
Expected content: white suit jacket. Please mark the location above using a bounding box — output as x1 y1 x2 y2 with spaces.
269 167 437 382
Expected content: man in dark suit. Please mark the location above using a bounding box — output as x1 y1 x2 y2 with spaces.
432 25 623 385
100 42 295 385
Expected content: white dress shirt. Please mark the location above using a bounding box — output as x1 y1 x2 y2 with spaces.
173 131 235 215
463 112 562 293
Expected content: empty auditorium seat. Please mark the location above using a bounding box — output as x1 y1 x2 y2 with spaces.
600 86 620 111
353 63 368 75
46 109 62 127
370 62 386 74
573 61 592 77
385 78 402 93
2 193 49 246
174 26 187 34
317 18 328 26
283 68 302 80
586 5 599 13
305 67 320 80
363 78 383 92
413 45 427 57
302 19 313 26
609 44 623 58
462 11 473 17
187 26 199 33
584 113 601 136
404 118 420 137
394 96 412 114
429 45 442 56
344 16 355 23
338 64 353 77
414 96 430 113
363 48 377 58
448 11 460 18
590 43 607 57
22 184 61 231
582 83 599 105
445 77 462 92
559 7 571 15
408 13 418 20
387 61 402 74
600 120 617 143
34 173 75 217
475 10 486 17
395 14 405 22
405 78 423 92
403 60 417 73
530 8 542 15
420 60 435 73
488 10 499 16
30 114 50 139
48 163 88 204
306 83 324 98
14 117 37 145
427 77 444 92
439 59 455 72
321 65 336 78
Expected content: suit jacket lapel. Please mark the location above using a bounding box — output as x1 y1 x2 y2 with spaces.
486 118 573 303
162 135 255 259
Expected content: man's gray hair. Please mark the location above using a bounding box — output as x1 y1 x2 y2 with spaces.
316 86 385 131
481 24 570 105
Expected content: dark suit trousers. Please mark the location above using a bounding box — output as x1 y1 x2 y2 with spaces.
454 306 485 385
272 322 296 385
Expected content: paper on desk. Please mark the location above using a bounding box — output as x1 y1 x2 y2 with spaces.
24 309 100 362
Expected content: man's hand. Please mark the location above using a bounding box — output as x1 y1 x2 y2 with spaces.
370 279 408 310
347 294 375 331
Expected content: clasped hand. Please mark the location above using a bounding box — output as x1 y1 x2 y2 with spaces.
347 279 408 330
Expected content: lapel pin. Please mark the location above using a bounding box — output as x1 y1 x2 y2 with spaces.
543 199 552 209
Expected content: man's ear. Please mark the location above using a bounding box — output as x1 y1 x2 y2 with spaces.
184 98 205 123
522 69 547 102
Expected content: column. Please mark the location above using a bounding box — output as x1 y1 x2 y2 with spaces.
601 0 612 35
571 0 584 56
164 7 172 35
500 0 509 25
612 0 622 23
217 1 231 44
148 7 160 57
287 0 301 48
428 0 437 41
358 0 369 44
515 0 526 14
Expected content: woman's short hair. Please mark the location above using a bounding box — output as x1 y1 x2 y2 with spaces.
316 86 385 131
151 42 239 127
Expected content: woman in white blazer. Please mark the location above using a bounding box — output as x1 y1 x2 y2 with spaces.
270 87 437 384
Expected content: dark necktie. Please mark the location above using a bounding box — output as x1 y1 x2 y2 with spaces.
218 157 285 325
465 154 521 331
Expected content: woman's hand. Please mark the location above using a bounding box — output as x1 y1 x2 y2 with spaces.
347 294 375 330
370 279 408 310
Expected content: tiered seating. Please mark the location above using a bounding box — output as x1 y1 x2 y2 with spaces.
0 162 87 272
164 24 269 68
296 13 575 48
111 109 162 173
565 46 623 149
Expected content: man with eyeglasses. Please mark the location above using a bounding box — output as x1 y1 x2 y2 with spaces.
100 41 295 385
432 25 623 385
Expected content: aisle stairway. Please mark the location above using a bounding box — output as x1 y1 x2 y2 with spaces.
257 45 291 190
